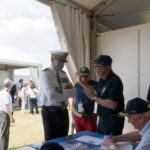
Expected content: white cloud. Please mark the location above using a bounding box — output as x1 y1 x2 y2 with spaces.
0 0 60 66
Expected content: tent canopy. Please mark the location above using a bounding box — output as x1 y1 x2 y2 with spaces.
37 0 150 32
0 46 41 70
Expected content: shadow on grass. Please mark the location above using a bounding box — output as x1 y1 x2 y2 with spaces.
13 106 42 112
9 145 31 150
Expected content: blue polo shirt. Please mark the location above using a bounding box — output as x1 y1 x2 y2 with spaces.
96 71 124 118
74 80 97 115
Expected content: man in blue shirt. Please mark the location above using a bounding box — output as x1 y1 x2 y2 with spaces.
84 55 125 135
73 66 97 132
101 97 150 150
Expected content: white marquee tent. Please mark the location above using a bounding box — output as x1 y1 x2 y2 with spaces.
0 46 41 89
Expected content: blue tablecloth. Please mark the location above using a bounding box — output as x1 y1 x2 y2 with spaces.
17 131 105 150
50 131 104 144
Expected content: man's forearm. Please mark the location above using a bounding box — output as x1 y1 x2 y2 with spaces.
5 104 13 120
95 98 118 110
113 131 141 143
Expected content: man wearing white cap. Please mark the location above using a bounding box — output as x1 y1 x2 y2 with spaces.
39 51 73 140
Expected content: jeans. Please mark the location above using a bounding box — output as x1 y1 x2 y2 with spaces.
29 98 39 114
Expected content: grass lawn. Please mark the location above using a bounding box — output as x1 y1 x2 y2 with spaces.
9 107 44 150
9 107 72 150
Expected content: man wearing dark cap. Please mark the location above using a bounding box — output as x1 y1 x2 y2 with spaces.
73 66 97 132
84 55 125 135
101 97 150 150
39 51 73 140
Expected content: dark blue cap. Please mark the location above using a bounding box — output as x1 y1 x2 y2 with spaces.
125 97 150 115
79 66 90 75
93 55 112 66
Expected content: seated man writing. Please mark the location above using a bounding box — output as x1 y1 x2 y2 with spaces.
101 97 150 150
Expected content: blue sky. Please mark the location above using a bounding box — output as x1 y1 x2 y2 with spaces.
0 0 60 67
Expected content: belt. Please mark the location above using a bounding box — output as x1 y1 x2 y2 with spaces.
100 114 119 119
42 105 67 109
75 112 96 117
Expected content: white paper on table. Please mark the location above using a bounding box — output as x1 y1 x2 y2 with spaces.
117 142 133 150
75 135 103 145
100 142 133 150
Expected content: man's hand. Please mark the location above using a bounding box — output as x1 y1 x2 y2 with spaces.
101 136 115 147
65 83 73 89
11 116 15 123
84 88 96 100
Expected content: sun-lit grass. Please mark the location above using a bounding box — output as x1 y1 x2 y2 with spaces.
9 107 44 150
9 107 73 150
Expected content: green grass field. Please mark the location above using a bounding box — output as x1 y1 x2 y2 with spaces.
9 107 72 150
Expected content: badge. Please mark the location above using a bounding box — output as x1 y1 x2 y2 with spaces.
101 87 107 96
78 103 84 113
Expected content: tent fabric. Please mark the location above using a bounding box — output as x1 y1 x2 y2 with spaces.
49 1 90 83
0 46 41 68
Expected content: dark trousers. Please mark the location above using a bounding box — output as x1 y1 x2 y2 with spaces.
97 116 125 136
0 111 10 150
29 98 39 114
42 106 69 141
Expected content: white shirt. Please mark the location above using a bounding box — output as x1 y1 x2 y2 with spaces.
28 88 38 98
39 67 71 106
0 88 13 112
16 82 22 93
135 120 150 150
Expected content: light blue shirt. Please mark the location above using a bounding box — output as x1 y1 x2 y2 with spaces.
135 120 150 150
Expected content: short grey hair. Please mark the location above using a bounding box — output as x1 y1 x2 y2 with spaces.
3 78 13 87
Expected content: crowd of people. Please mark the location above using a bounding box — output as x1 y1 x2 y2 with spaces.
0 51 150 150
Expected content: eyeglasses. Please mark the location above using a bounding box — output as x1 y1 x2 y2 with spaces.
80 75 89 78
94 65 105 68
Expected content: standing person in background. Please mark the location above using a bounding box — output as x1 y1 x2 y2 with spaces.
10 79 16 104
73 66 97 132
20 83 28 113
147 86 150 101
0 79 15 150
84 55 125 135
39 51 73 141
28 82 39 114
15 79 23 106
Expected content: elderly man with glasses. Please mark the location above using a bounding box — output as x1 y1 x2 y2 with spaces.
84 55 125 136
101 97 150 150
